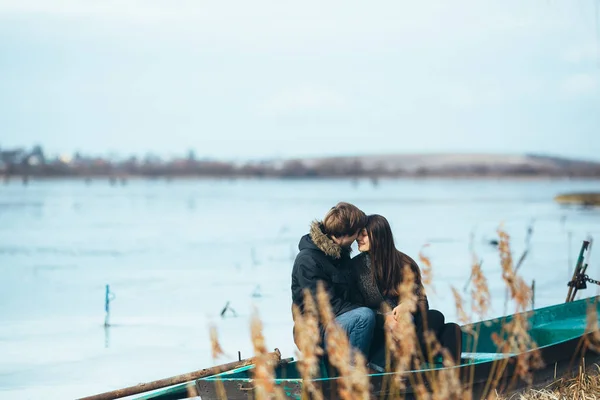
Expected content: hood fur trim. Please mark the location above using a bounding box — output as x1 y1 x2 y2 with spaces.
309 220 342 259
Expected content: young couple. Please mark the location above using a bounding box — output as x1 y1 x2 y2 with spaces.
291 202 461 370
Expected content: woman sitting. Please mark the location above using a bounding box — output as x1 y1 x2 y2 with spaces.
350 214 461 370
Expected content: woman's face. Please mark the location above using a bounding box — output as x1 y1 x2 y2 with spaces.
356 228 370 252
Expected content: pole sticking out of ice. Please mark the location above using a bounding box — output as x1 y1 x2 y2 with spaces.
105 284 116 327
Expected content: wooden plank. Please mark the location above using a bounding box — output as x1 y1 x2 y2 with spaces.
77 349 281 400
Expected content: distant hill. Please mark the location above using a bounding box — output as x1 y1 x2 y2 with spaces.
282 153 600 178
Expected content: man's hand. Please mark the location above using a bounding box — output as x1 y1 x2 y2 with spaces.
384 313 398 331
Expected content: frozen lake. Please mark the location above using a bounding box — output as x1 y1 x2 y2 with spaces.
1 178 599 399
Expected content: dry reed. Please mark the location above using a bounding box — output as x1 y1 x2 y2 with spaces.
209 325 226 360
465 252 490 395
497 227 532 312
348 350 371 400
291 289 324 400
392 265 419 374
584 301 600 353
250 308 285 399
484 226 543 396
434 349 464 400
452 286 470 325
471 257 491 321
208 324 227 400
381 264 424 397
419 245 434 293
316 281 370 400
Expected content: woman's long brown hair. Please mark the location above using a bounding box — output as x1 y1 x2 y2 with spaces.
365 214 423 297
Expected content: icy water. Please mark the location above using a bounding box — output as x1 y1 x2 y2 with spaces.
1 178 599 399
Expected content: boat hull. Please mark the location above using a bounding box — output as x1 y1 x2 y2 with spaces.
194 296 600 399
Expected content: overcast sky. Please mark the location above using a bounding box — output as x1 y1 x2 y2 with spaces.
1 1 599 160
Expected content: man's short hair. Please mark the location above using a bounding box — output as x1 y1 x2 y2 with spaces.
322 202 367 237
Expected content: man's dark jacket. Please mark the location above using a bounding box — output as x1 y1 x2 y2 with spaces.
291 221 359 343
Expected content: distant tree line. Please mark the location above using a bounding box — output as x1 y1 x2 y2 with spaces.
1 146 600 179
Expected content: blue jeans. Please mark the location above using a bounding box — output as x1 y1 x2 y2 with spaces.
330 307 376 357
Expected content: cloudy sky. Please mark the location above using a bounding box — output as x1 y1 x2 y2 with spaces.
1 1 599 160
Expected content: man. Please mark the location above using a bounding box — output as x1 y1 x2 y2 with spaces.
291 202 375 357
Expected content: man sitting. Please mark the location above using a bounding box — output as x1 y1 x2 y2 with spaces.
291 202 376 357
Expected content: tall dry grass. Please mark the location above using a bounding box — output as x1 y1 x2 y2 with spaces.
208 324 227 399
316 281 370 400
250 308 286 399
419 245 434 293
291 289 324 400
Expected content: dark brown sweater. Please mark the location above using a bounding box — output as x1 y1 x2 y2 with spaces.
351 252 429 313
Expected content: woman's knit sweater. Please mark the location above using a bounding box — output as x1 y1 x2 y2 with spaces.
352 252 429 313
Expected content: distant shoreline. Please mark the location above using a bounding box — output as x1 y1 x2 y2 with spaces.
4 174 600 183
2 152 600 181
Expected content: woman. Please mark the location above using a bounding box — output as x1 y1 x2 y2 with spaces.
354 215 428 315
350 214 461 369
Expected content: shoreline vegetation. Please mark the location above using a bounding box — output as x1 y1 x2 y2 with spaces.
555 193 600 207
2 149 600 180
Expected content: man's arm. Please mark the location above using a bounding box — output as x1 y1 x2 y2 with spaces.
293 253 359 319
292 254 326 308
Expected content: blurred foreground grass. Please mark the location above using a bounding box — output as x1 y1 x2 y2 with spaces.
496 365 600 400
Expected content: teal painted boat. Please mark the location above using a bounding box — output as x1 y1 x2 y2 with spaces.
134 295 600 399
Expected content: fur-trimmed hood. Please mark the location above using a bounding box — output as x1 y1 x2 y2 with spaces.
304 220 343 259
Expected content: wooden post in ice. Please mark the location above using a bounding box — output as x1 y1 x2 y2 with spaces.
105 285 110 327
104 284 115 327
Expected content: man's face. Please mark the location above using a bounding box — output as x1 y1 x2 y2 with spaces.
331 231 359 249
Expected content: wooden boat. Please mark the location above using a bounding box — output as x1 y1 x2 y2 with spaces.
137 295 600 399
